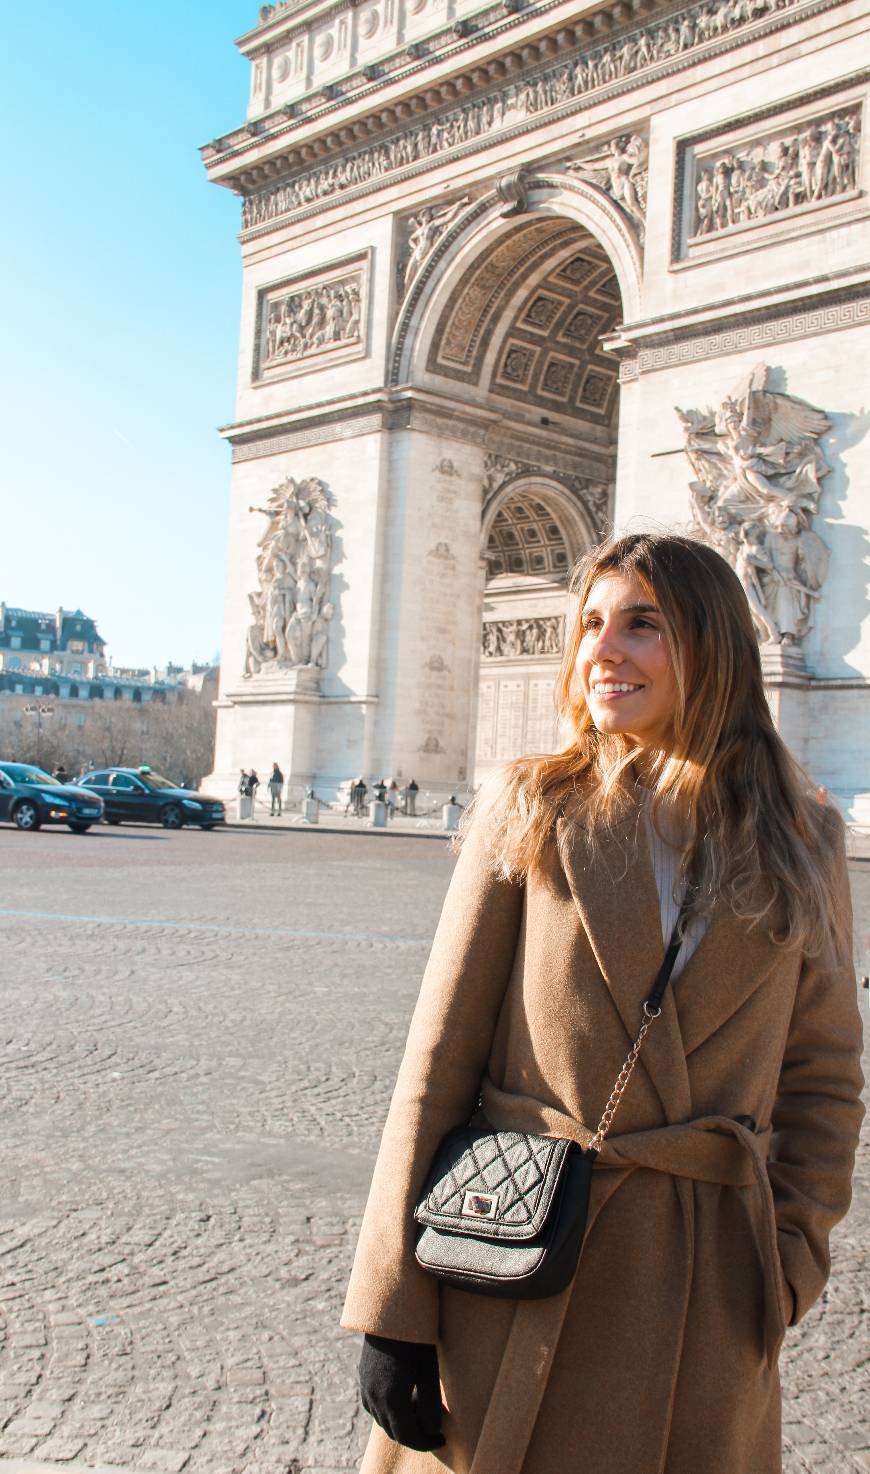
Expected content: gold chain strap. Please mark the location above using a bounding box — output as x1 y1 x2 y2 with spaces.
588 1000 662 1153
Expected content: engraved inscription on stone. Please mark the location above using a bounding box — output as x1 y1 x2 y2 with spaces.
495 680 525 761
526 679 557 752
475 680 496 762
687 104 861 246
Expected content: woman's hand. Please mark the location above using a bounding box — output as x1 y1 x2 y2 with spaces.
359 1334 446 1451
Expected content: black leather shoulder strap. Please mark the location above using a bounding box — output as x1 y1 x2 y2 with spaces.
646 903 691 1011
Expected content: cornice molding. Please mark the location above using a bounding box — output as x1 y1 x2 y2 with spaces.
231 0 846 238
616 280 870 379
206 0 651 166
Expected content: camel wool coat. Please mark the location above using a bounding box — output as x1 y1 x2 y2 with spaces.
342 796 864 1474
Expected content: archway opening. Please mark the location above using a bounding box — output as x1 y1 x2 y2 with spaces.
416 211 622 780
394 191 628 788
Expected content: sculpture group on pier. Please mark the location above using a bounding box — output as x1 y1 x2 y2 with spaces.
244 477 335 676
677 365 832 649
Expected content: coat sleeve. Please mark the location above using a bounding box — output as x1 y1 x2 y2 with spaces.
341 805 525 1342
767 817 865 1325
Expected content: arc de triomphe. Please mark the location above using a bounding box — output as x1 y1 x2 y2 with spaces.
202 0 870 819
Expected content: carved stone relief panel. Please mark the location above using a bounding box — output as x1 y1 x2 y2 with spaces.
252 252 370 383
481 615 565 659
676 93 865 260
566 133 648 244
677 364 832 665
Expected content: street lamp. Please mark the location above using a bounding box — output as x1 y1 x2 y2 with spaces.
23 703 54 769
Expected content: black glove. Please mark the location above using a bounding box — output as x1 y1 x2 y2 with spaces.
359 1334 446 1451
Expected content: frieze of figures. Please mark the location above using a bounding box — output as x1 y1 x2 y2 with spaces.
692 106 861 239
482 616 565 660
677 365 832 651
241 0 813 231
244 477 335 675
263 273 362 365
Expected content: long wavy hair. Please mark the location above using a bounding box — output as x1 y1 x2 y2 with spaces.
474 532 844 958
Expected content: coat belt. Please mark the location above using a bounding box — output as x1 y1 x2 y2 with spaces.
465 1080 788 1474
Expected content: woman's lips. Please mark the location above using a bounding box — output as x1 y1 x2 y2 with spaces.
589 683 645 702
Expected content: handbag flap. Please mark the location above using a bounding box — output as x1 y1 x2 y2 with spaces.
414 1127 571 1241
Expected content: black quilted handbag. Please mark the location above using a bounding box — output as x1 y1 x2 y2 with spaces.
413 913 686 1299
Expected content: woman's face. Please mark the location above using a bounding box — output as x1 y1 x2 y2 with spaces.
576 571 678 749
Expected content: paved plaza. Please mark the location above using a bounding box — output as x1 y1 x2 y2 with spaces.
0 824 867 1474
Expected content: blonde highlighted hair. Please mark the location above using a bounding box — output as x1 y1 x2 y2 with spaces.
471 532 845 959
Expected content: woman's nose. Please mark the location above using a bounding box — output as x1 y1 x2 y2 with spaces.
590 622 625 661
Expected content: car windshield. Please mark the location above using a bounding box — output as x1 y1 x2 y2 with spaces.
0 764 59 786
139 772 176 790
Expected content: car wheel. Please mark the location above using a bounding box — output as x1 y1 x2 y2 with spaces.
13 801 41 832
161 804 184 830
106 818 121 826
200 824 216 831
68 822 92 834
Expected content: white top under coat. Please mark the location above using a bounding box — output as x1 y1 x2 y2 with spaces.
640 794 710 981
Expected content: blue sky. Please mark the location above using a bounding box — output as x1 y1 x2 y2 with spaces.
1 2 257 668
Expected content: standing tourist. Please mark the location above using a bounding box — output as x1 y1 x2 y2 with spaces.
268 762 285 816
404 778 419 817
246 769 260 807
386 780 400 821
351 777 367 817
342 533 864 1474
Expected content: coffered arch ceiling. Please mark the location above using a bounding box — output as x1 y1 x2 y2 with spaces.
485 491 572 581
424 218 622 430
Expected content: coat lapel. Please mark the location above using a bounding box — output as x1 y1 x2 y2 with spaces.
558 806 786 1122
669 899 783 1059
557 809 692 1124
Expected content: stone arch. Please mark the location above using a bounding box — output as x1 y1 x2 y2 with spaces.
482 473 601 577
390 171 641 389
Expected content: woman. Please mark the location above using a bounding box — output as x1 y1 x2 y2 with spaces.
342 533 864 1474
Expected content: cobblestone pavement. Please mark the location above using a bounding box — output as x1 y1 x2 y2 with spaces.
0 825 867 1474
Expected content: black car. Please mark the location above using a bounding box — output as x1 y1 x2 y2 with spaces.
77 768 226 830
0 763 105 833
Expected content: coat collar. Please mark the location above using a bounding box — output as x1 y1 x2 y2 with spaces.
556 803 782 1124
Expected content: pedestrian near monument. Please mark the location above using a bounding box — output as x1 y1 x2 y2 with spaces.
269 762 285 816
403 778 418 817
343 533 864 1474
351 777 367 816
386 780 400 820
246 770 260 802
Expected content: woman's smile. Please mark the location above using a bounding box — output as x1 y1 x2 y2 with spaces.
577 570 677 746
590 680 646 700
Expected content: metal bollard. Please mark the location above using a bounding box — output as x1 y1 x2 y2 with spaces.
238 794 253 820
442 803 462 833
370 799 387 829
302 796 319 824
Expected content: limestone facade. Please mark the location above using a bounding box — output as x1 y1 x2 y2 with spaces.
203 0 870 819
